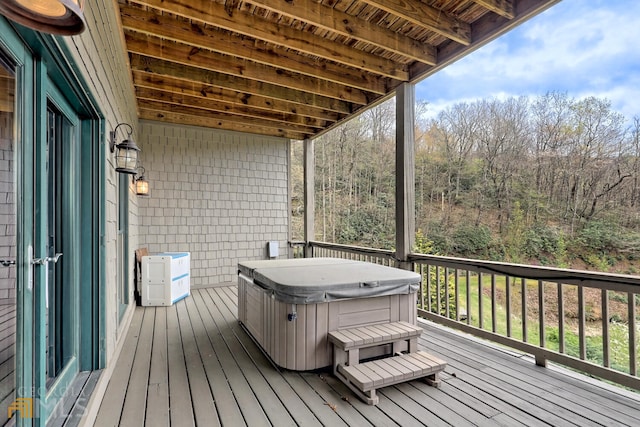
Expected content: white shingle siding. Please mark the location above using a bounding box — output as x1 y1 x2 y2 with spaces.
58 0 139 360
138 121 290 286
0 115 15 302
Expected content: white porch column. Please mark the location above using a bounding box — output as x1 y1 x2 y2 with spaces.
395 83 416 269
303 138 315 258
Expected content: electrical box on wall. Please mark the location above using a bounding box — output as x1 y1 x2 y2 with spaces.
268 241 279 258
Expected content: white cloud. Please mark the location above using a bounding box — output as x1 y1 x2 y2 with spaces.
416 0 640 122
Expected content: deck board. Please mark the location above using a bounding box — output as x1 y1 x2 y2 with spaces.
94 309 144 427
119 308 155 427
421 327 640 426
212 302 324 425
174 298 219 427
165 304 195 427
94 286 640 426
189 290 269 427
145 308 169 427
199 289 297 427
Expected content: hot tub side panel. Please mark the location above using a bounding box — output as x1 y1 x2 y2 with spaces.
238 274 267 348
238 276 418 371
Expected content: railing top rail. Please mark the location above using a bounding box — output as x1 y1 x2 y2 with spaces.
304 240 640 290
409 252 640 291
308 240 395 259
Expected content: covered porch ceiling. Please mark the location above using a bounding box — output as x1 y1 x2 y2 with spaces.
118 0 560 140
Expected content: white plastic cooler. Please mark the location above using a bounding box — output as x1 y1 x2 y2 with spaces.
141 252 191 306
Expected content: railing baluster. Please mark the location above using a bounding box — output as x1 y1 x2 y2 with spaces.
454 268 460 322
539 280 545 349
578 286 586 360
419 264 425 310
478 272 483 330
602 289 609 368
629 291 637 376
522 278 528 343
426 265 432 313
534 279 547 366
445 267 450 319
491 274 497 333
466 270 471 325
436 266 442 316
506 276 511 337
558 283 565 354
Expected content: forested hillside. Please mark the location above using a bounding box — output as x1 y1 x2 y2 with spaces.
291 92 640 273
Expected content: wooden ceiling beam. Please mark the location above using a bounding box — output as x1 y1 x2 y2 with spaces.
120 4 389 95
125 30 374 105
139 108 311 140
244 0 436 65
472 0 515 19
135 87 328 129
363 0 471 46
129 53 354 115
131 70 343 122
138 99 317 134
130 0 409 80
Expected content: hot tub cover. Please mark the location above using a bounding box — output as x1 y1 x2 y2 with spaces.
238 258 420 304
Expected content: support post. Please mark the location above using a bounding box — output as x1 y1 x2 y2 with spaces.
395 83 415 270
303 138 315 258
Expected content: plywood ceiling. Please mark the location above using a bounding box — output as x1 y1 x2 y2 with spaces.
118 0 560 140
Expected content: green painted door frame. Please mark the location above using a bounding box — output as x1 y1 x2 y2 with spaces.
0 17 106 426
33 64 81 420
0 18 35 427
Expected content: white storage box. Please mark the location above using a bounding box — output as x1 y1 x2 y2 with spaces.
141 252 191 306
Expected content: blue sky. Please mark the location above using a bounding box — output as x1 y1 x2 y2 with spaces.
415 0 640 122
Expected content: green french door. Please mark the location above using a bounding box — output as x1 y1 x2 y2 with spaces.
0 16 104 426
33 80 81 405
0 22 35 427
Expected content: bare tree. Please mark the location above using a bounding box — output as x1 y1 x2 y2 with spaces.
562 97 630 231
475 97 530 231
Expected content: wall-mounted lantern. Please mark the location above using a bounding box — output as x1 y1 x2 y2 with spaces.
135 167 150 197
0 0 86 35
110 123 140 175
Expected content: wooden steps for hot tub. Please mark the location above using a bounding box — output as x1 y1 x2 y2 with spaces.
328 321 446 405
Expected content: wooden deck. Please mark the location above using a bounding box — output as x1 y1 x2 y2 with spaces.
93 286 640 426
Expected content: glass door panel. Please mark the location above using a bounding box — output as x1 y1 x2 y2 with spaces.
0 52 17 427
45 104 77 386
32 78 81 421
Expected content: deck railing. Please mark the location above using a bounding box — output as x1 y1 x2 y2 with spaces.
304 240 640 391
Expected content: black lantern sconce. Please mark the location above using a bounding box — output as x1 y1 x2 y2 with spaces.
0 0 86 35
110 123 140 175
135 167 150 197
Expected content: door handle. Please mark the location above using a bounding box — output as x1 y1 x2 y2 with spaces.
30 252 62 308
31 253 63 265
0 260 15 267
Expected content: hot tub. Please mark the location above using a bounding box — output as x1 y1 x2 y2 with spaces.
237 258 420 370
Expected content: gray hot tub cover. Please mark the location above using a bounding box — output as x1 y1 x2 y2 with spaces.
238 258 420 304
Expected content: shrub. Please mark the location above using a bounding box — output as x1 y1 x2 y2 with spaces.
338 208 393 248
414 229 436 255
523 224 562 259
452 224 492 257
422 223 451 254
576 220 622 254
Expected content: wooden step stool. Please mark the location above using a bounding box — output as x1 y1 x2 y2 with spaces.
328 321 446 405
